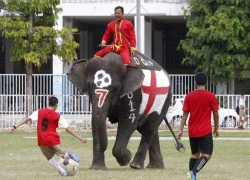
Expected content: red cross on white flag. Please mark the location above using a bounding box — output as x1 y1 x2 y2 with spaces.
139 70 170 115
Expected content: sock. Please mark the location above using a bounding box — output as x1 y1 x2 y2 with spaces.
189 158 198 171
63 152 70 160
48 158 66 174
192 156 208 174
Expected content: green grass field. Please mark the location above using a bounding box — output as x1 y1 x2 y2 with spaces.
1 130 250 180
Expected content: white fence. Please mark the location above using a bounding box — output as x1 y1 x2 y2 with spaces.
0 95 92 129
0 94 249 129
0 74 217 96
1 74 248 130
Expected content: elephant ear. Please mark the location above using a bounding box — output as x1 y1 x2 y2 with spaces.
120 67 144 98
67 59 88 95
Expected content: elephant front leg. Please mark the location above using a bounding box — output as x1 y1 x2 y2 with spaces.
90 140 107 170
90 121 108 170
112 91 140 166
112 120 135 166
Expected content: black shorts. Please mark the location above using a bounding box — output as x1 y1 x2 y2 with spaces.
189 133 213 155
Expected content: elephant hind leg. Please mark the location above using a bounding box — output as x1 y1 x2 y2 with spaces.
130 162 143 169
146 131 164 169
129 139 147 169
129 130 153 169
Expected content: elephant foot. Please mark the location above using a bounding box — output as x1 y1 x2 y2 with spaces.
117 158 130 166
146 162 164 169
113 149 132 166
129 160 144 169
117 152 132 166
89 163 107 170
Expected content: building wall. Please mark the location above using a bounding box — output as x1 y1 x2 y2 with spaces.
59 0 187 16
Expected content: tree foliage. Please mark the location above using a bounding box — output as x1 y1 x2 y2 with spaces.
0 0 79 67
180 0 250 82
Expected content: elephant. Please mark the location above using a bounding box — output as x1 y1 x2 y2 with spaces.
67 51 173 170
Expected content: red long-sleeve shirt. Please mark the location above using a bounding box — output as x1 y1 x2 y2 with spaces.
102 18 136 49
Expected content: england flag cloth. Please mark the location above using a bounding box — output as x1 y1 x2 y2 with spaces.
139 69 170 116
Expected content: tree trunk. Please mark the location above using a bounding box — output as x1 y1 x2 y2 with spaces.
26 14 34 116
26 63 33 115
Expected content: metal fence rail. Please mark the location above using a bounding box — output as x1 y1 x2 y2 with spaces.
0 74 218 96
0 74 80 95
0 95 92 129
1 94 249 130
169 74 216 95
1 74 247 130
170 95 250 129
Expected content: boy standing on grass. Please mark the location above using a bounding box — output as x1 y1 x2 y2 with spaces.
177 72 219 180
10 96 87 176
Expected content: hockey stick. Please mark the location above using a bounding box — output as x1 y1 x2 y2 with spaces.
98 44 114 47
164 117 185 152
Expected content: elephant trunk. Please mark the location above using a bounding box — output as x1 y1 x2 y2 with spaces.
92 112 108 152
90 95 110 169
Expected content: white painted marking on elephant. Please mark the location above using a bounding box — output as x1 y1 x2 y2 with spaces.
139 69 170 115
127 93 136 123
94 70 112 88
131 56 140 65
95 89 109 107
129 101 136 112
141 58 153 67
127 93 133 99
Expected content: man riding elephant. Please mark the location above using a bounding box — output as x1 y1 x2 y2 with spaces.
94 6 136 65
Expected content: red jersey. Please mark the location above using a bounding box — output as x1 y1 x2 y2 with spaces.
102 18 136 49
183 90 219 137
37 109 61 146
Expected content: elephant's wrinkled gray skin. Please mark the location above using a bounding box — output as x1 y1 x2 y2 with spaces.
67 52 172 170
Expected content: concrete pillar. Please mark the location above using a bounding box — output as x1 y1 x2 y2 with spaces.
134 15 145 54
228 77 235 94
53 14 63 75
144 17 152 58
53 14 64 112
216 82 227 94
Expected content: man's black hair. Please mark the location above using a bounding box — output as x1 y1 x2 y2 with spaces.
49 96 58 106
195 72 207 85
114 6 124 13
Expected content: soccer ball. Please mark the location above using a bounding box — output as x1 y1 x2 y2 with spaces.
58 158 79 176
94 70 112 88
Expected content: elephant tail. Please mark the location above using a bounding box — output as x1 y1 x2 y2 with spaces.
164 117 185 152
